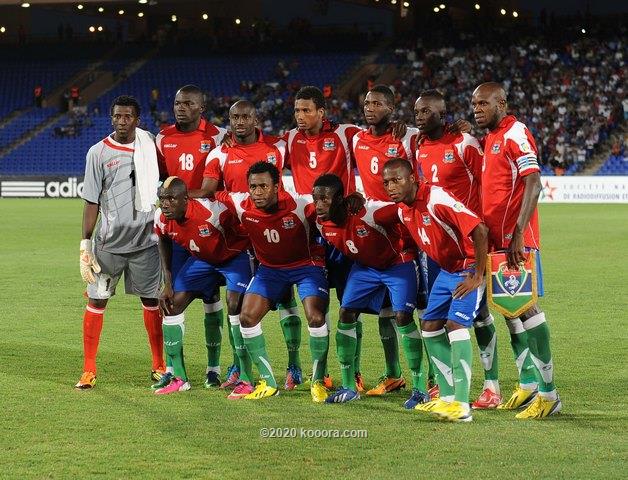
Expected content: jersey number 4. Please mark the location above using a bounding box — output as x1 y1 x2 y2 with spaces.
417 227 431 245
179 153 194 171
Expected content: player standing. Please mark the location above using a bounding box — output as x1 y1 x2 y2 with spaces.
313 174 429 408
351 84 420 396
472 82 561 418
154 85 231 390
383 159 489 422
199 100 305 391
153 177 254 398
414 89 502 409
76 95 164 389
217 162 330 402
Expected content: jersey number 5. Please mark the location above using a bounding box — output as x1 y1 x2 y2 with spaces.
309 152 317 169
179 153 194 171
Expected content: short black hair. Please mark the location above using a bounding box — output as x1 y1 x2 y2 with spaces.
110 95 141 116
368 84 395 106
295 86 326 110
417 89 445 102
159 176 187 196
178 84 204 96
383 158 414 174
247 161 280 185
313 174 344 197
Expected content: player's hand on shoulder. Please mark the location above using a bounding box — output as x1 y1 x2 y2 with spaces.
79 239 101 284
220 132 235 148
390 120 407 140
345 192 366 215
447 119 472 135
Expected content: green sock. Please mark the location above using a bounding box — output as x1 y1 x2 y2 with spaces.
378 315 402 378
278 299 302 368
474 314 499 381
229 315 252 384
354 316 363 374
523 312 556 394
336 321 357 390
506 318 538 387
421 327 454 400
308 325 329 382
241 323 276 388
426 343 435 385
163 314 187 381
203 303 223 369
227 322 238 366
398 321 425 391
449 329 473 404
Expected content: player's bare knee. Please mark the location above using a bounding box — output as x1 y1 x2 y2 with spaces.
225 294 242 316
306 310 326 328
519 304 542 321
140 297 158 308
421 319 444 331
239 309 260 328
88 298 108 309
395 311 413 327
339 308 357 324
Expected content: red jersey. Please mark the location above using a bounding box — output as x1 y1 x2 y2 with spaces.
156 119 227 189
417 132 483 215
216 190 324 269
316 200 416 270
203 130 286 193
353 127 418 200
284 120 360 194
154 198 249 265
481 115 540 250
399 183 482 273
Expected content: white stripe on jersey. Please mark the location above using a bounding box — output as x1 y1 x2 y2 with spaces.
426 186 477 258
401 127 419 159
212 127 229 149
155 133 165 156
195 198 228 236
334 124 355 183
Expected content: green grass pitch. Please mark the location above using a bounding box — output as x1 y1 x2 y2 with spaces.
1 200 626 479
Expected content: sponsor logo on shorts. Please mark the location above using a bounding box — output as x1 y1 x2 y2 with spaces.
455 311 470 321
282 216 295 229
237 282 248 288
443 150 455 163
323 138 336 151
200 141 212 153
386 145 399 157
318 287 329 294
198 224 212 237
491 142 501 154
405 302 416 308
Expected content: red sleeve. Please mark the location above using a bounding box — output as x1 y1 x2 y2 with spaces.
203 156 222 180
463 141 484 184
434 201 481 239
214 191 235 212
505 129 540 178
372 202 401 227
281 131 291 169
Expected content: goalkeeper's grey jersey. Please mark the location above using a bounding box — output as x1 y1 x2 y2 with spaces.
81 134 156 254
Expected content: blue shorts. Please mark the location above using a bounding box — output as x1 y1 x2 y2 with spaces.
171 241 191 281
324 241 354 302
246 264 329 303
174 252 253 297
341 261 417 314
422 268 486 327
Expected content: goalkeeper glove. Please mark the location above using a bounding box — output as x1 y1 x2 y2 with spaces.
80 239 101 284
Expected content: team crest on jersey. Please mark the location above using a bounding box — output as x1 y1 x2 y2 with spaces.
386 145 399 157
282 217 295 229
443 150 455 163
266 153 277 165
491 142 501 154
356 225 369 237
200 141 212 153
198 224 212 237
323 138 336 151
422 214 431 226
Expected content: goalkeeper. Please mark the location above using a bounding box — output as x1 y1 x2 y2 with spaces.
75 95 165 389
